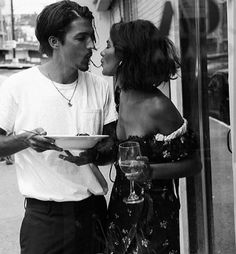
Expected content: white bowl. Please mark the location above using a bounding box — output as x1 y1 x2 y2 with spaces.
46 135 109 150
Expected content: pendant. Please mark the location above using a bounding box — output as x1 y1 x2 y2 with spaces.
68 101 72 107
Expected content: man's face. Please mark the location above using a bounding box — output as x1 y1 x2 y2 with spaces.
58 18 95 71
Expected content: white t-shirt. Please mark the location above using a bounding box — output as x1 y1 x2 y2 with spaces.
0 66 117 201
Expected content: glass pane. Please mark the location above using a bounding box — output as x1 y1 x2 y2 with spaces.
207 1 235 253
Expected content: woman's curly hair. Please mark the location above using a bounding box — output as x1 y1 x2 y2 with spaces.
110 19 181 91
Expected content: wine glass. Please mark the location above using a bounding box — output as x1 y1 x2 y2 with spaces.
118 141 144 204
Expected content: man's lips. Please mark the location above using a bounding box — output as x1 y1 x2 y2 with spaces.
84 53 92 61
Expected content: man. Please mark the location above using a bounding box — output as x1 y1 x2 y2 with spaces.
0 1 117 254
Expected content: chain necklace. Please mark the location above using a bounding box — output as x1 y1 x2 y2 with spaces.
48 74 78 107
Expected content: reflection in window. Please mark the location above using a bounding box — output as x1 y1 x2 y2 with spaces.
207 0 229 125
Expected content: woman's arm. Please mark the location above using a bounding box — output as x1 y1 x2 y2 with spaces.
59 121 118 166
127 151 202 184
94 121 117 165
150 151 202 179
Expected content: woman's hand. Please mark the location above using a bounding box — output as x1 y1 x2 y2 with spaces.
58 148 97 166
58 136 116 166
126 156 152 183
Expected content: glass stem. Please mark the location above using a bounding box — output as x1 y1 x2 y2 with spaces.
130 180 135 196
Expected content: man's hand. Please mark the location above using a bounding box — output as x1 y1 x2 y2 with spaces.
24 128 63 153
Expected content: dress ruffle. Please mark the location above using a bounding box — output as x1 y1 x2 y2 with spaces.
154 118 188 141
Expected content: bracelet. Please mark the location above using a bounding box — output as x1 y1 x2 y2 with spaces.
144 164 152 190
94 144 117 165
145 179 152 190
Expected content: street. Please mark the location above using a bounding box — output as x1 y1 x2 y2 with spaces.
0 163 24 254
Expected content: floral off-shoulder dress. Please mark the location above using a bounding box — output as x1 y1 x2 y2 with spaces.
106 119 197 254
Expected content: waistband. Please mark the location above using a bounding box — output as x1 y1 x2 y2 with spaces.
25 195 105 214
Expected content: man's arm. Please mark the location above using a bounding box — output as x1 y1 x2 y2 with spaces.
0 128 6 136
0 128 29 157
0 127 63 157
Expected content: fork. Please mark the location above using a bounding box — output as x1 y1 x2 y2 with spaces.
22 129 46 136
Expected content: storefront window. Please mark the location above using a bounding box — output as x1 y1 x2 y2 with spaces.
179 0 235 253
207 1 235 253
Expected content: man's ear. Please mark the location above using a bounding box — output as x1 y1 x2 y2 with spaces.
48 36 60 49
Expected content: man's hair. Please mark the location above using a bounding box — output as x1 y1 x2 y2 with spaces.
110 19 181 92
35 0 95 57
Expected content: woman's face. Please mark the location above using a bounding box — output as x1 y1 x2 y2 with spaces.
100 38 120 76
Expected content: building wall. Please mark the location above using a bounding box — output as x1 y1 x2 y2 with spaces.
137 0 165 27
137 0 171 98
109 0 182 101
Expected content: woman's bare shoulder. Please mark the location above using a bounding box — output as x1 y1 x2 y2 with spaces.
148 93 184 135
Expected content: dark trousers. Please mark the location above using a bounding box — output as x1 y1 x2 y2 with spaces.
20 195 107 254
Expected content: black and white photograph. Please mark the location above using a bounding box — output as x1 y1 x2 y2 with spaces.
0 0 235 254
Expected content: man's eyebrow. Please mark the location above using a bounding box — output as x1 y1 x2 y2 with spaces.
75 32 91 36
74 30 94 37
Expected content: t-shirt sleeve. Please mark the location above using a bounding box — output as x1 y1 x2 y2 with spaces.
103 82 118 125
0 80 17 133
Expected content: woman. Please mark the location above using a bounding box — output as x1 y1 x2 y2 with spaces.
100 20 202 254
